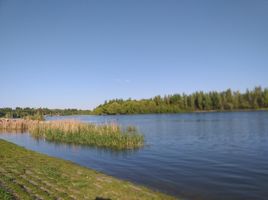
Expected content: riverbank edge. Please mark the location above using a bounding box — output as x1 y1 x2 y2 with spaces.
0 139 175 200
49 108 268 117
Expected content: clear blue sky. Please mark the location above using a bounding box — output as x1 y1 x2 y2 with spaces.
0 0 267 109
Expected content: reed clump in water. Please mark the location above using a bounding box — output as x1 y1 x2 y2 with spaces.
0 119 144 150
0 118 39 132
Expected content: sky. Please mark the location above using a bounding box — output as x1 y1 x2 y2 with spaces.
0 0 268 109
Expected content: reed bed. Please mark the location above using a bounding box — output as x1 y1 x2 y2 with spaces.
0 118 39 132
0 119 144 150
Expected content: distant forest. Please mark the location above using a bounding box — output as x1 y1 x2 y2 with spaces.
93 87 268 115
0 107 91 119
1 86 268 118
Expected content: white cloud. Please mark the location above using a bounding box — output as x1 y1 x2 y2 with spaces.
114 79 131 84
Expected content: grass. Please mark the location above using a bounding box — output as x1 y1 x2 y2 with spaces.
0 186 13 200
0 139 175 200
0 119 144 150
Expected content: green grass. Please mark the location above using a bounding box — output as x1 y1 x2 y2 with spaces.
0 139 175 200
0 186 13 200
0 119 144 150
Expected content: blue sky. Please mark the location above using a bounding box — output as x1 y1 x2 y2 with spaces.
0 0 267 109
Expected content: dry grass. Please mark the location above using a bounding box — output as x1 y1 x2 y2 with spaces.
0 118 38 132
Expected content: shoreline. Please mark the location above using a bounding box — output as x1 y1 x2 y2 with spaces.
47 108 268 117
0 139 175 200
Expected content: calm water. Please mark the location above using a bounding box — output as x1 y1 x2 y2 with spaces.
1 111 268 200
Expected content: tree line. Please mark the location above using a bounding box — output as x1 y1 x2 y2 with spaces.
1 86 268 118
92 86 268 115
0 107 91 119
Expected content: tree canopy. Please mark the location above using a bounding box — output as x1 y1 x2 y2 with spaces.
93 86 268 115
2 86 268 118
0 107 91 119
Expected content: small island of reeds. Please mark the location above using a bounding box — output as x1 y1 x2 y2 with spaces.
0 119 144 150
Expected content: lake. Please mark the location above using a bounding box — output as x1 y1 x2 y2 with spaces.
1 111 268 200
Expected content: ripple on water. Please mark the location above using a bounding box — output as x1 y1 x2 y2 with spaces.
1 111 268 200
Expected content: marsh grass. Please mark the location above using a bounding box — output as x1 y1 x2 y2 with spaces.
0 119 144 150
0 118 38 132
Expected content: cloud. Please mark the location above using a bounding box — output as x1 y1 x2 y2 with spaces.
114 79 131 84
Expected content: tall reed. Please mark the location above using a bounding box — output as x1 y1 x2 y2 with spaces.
0 118 39 132
0 119 144 150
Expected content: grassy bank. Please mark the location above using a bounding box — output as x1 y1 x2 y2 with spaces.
0 119 144 150
0 139 174 200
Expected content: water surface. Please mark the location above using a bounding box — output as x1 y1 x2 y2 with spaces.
1 111 268 200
